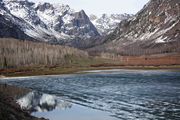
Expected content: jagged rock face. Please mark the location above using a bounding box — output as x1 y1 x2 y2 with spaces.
90 0 180 55
115 0 180 43
90 14 132 36
69 10 99 37
0 14 32 40
0 1 32 40
0 0 100 48
35 2 54 11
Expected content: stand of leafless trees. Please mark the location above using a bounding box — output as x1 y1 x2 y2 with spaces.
88 39 180 59
0 38 88 69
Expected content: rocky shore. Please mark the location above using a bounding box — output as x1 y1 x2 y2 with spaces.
0 84 47 120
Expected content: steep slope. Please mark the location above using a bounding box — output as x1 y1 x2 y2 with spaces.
90 14 132 35
0 0 100 48
0 0 32 40
89 0 180 56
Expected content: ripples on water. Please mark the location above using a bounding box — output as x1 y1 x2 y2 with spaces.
1 69 180 120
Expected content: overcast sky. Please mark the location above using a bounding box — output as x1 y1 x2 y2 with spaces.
30 0 149 16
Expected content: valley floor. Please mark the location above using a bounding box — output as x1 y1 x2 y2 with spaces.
0 53 180 77
0 65 180 78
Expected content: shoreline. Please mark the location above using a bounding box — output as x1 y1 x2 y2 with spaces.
1 67 180 120
1 65 180 78
0 84 47 120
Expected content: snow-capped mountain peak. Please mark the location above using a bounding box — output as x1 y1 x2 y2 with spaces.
89 0 180 56
0 0 100 47
90 13 133 35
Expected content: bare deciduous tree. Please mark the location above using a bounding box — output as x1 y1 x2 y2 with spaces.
0 38 88 69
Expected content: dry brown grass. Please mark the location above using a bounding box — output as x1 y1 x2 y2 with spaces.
119 53 180 66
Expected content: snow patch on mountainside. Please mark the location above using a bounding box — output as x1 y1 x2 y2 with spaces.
90 14 133 35
155 36 167 43
1 0 100 46
88 0 180 56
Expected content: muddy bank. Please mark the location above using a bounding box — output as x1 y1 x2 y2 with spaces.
0 84 47 120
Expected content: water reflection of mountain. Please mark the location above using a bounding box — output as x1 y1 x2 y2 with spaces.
17 91 72 112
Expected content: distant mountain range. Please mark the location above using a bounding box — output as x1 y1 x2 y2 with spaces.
0 0 179 56
0 0 100 47
90 14 133 36
89 0 180 56
0 0 132 48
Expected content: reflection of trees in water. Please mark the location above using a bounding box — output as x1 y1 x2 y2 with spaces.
17 91 72 112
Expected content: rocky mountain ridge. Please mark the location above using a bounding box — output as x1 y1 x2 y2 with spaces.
0 0 100 47
89 0 180 56
90 13 132 35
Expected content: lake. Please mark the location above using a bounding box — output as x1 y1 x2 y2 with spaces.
1 69 180 120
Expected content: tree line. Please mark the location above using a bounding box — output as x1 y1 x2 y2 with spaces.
0 38 88 69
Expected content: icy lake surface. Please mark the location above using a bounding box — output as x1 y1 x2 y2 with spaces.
1 69 180 120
